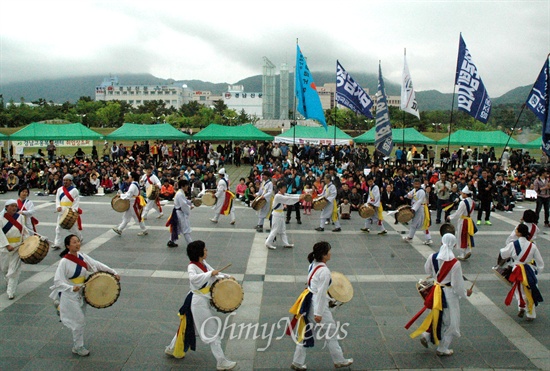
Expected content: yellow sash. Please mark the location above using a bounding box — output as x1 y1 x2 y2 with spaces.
174 286 211 358
288 288 311 344
460 215 475 248
410 284 444 344
70 276 86 284
421 204 430 230
7 237 21 244
519 265 535 315
369 189 384 221
60 201 73 207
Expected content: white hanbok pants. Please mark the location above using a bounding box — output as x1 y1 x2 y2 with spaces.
266 212 289 246
59 291 87 348
55 214 82 247
118 207 146 232
0 249 22 296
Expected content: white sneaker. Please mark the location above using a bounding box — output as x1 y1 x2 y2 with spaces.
284 244 295 248
266 244 276 250
334 358 353 368
112 228 122 236
217 360 237 370
8 294 14 300
402 236 413 242
72 346 90 356
164 347 174 357
423 240 433 245
291 362 307 371
137 231 148 236
157 213 164 219
210 218 218 223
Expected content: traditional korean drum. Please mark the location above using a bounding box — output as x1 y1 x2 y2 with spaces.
210 277 244 313
59 208 78 230
395 205 415 223
83 272 121 309
251 196 266 211
111 195 130 212
439 223 456 237
359 204 375 219
416 277 434 299
493 255 513 287
328 272 353 306
303 193 313 203
146 184 160 200
202 191 217 206
312 196 329 211
192 198 202 207
18 236 49 264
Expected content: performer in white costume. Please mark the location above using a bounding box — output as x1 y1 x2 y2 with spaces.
360 176 387 235
210 168 236 225
403 178 432 245
314 174 341 232
17 188 38 232
112 172 148 236
53 174 82 250
0 199 29 299
255 171 273 232
140 164 163 220
165 240 237 370
49 234 119 356
265 182 305 249
447 186 477 260
505 209 539 244
167 179 194 248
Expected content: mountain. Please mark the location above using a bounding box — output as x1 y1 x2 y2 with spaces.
0 72 527 112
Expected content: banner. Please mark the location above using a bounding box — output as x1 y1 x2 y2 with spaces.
295 45 327 130
526 55 550 155
455 33 492 123
11 140 94 148
401 51 420 119
374 62 393 156
335 60 373 119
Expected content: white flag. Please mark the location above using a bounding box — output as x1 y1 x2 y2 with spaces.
401 51 420 119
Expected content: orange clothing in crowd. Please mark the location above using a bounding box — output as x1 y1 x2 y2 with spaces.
160 183 175 197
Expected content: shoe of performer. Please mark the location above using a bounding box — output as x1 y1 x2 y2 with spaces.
436 220 441 224
297 220 302 224
8 294 14 300
286 220 290 224
394 220 398 225
167 241 178 248
403 236 413 242
217 360 237 370
378 230 388 235
137 230 148 236
360 227 370 233
485 220 492 225
423 240 433 245
325 221 329 225
476 220 481 225
266 244 276 250
52 245 61 250
436 349 453 356
334 358 354 368
112 228 122 236
284 244 294 248
518 309 525 318
290 362 307 371
230 220 236 225
210 218 218 223
332 228 341 232
157 213 164 219
164 347 174 357
256 227 263 233
315 227 324 232
464 252 472 259
72 346 90 356
420 337 429 348
526 317 535 322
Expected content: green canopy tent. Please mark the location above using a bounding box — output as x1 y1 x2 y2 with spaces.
354 127 436 145
520 136 542 149
106 123 191 141
436 130 522 147
275 125 353 146
9 122 102 141
192 123 273 141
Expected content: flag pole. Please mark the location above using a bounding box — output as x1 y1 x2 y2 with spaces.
447 35 461 156
502 103 526 157
402 48 406 149
292 38 299 150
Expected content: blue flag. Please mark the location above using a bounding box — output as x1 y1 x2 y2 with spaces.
526 55 550 155
455 34 492 123
374 62 393 157
295 45 327 130
335 60 373 119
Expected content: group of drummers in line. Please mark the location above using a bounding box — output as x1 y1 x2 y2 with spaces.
0 163 545 368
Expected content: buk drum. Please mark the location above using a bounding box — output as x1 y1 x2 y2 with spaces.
303 193 313 203
111 195 130 212
210 277 244 313
359 204 375 219
202 191 217 206
416 277 435 299
83 272 121 309
492 265 513 287
328 272 354 307
59 208 78 230
312 196 329 211
192 198 202 207
18 236 49 264
396 205 415 223
251 196 266 211
146 184 160 200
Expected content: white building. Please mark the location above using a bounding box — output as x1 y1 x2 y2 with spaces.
223 85 263 117
95 76 192 109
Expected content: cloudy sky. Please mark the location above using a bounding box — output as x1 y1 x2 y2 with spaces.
0 0 548 96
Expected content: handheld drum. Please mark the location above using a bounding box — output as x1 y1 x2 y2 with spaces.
359 204 375 219
59 208 78 230
312 196 329 211
18 236 49 264
192 198 203 207
202 191 217 206
83 272 121 309
146 184 160 200
416 277 434 299
328 272 354 306
395 205 415 223
210 277 244 313
251 196 266 211
111 195 130 212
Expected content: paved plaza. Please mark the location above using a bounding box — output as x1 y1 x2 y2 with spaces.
0 166 549 370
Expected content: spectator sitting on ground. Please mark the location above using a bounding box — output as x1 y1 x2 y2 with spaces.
7 171 19 191
100 173 114 193
235 177 247 201
160 180 175 200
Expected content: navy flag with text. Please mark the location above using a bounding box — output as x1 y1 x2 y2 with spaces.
526 55 550 155
336 61 373 119
374 61 393 156
455 34 492 123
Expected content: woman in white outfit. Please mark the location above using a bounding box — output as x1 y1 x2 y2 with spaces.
165 240 237 371
50 235 119 356
167 179 193 247
265 182 304 249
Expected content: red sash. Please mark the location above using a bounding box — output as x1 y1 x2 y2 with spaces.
4 213 23 234
505 242 533 307
62 186 83 230
190 261 208 273
529 224 536 241
308 264 326 287
63 253 89 271
146 175 153 185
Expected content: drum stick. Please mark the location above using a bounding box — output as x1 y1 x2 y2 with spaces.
469 273 480 290
217 263 232 272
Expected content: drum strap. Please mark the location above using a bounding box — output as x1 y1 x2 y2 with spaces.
514 241 532 263
189 261 208 273
64 253 89 278
3 213 23 234
529 225 536 241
